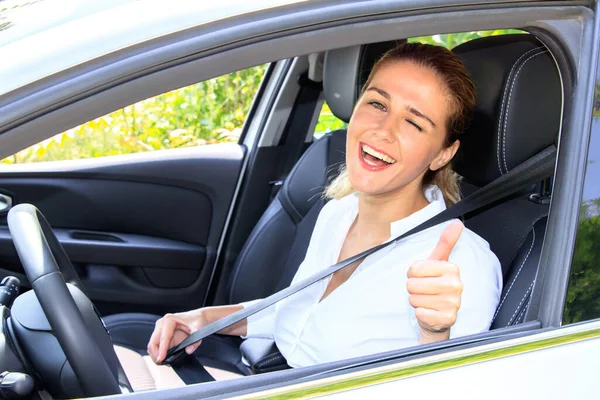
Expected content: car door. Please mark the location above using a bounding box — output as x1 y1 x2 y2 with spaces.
0 64 273 317
561 29 600 329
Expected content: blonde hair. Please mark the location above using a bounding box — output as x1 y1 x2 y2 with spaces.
324 42 476 206
324 166 353 200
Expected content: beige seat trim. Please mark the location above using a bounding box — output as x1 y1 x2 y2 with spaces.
114 345 186 391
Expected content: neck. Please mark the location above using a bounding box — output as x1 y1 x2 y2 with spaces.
355 181 430 239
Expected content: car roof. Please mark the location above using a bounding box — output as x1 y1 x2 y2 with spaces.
0 0 576 98
0 0 305 96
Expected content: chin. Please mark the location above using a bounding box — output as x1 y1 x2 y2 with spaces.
348 168 421 198
347 172 386 195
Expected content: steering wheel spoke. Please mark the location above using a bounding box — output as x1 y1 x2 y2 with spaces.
7 204 130 397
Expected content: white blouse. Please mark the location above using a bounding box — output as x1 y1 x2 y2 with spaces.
241 186 502 368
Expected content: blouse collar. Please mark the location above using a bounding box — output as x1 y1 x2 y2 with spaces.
391 185 446 239
345 185 447 241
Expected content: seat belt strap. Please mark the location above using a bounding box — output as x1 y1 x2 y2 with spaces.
269 74 322 200
163 145 557 365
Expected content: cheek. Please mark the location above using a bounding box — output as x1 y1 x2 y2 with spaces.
403 135 439 164
346 104 384 137
346 112 368 139
345 118 366 160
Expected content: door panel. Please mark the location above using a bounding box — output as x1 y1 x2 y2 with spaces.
0 143 245 316
0 179 212 243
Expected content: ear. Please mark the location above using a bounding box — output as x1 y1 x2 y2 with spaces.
430 140 460 171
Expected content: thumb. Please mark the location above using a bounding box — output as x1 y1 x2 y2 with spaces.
428 220 464 261
186 340 202 355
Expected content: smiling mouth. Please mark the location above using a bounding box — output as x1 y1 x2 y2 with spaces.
360 143 397 168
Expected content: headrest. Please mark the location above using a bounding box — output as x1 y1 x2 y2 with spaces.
322 35 561 187
323 40 404 123
453 35 561 186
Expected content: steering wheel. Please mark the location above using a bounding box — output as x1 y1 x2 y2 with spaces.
7 204 131 397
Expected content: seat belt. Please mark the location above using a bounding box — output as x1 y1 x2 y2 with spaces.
163 145 557 365
269 73 322 200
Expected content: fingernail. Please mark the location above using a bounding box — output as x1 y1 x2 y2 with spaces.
186 346 194 354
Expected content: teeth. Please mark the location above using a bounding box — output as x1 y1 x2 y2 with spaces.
362 144 396 164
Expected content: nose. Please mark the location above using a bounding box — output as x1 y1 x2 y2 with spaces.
372 113 397 143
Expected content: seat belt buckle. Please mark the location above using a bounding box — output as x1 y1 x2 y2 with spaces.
161 348 189 366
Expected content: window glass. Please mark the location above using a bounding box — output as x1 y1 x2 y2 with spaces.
314 102 347 140
1 64 268 164
409 29 525 48
563 76 600 325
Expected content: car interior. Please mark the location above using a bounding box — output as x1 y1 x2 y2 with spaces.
0 20 567 398
89 33 562 390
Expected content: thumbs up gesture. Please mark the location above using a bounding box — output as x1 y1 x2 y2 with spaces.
407 220 464 344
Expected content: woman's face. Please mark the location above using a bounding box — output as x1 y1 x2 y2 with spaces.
346 61 459 197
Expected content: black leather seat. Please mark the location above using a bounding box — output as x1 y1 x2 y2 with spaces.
454 35 561 327
104 34 561 376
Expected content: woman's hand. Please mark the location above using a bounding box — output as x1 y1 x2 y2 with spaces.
407 221 464 344
147 309 207 364
147 304 246 364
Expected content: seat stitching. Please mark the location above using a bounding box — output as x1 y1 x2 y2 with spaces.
503 215 547 277
492 228 536 322
255 350 282 364
508 281 534 326
255 353 285 368
496 47 541 175
516 297 529 324
256 353 284 366
502 50 548 172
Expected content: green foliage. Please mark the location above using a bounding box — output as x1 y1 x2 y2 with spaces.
409 29 524 49
2 29 527 164
2 64 268 164
563 199 600 324
314 102 347 138
564 84 600 324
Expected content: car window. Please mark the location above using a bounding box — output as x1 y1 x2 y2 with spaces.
1 64 268 164
563 75 600 325
314 102 347 140
409 29 524 48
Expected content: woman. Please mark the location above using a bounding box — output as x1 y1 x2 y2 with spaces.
147 42 502 370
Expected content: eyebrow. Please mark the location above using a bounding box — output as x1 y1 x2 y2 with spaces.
407 106 437 128
366 87 390 100
366 87 437 128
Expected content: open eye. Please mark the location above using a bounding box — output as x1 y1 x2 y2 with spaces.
406 120 423 132
368 101 386 111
